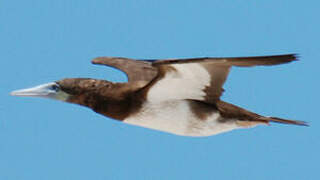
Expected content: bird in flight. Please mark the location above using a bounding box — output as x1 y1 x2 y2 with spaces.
11 54 307 136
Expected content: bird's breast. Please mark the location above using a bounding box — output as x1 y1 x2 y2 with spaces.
123 100 239 136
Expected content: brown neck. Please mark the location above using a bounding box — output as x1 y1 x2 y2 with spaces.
93 94 135 120
65 81 143 121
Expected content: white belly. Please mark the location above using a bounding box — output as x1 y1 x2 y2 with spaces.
124 100 240 137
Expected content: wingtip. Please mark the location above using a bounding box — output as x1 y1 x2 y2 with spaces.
260 53 300 66
91 57 131 65
281 53 299 63
292 54 299 61
271 53 299 62
286 53 299 61
91 57 105 64
297 120 309 127
286 54 299 65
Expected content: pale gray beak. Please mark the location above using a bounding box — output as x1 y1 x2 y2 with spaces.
11 82 59 98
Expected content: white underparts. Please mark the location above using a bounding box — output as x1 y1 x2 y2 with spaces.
124 100 241 137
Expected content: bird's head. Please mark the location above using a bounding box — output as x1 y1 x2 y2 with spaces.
10 78 115 106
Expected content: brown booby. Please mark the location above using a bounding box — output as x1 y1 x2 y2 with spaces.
11 54 307 136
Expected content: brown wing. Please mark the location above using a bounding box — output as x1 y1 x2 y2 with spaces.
146 54 297 104
92 57 158 83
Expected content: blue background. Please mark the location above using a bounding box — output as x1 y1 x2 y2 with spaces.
1 0 319 179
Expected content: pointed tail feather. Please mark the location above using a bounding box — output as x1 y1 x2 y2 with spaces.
260 117 308 126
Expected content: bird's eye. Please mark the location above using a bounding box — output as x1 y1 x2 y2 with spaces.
50 84 60 91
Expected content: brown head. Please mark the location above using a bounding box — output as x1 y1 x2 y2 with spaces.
11 78 134 120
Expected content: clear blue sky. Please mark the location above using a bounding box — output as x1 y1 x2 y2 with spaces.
1 0 319 179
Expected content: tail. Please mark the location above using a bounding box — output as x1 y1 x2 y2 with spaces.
217 100 308 127
259 116 308 126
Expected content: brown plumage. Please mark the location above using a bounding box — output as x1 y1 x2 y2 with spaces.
57 78 142 120
11 54 307 136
